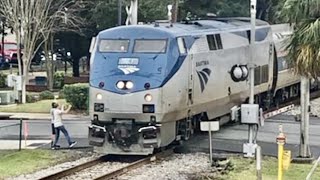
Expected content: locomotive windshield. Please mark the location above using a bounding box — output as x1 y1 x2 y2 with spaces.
99 39 129 53
133 39 167 53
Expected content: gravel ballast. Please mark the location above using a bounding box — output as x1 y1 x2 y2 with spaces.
8 152 216 180
118 153 213 180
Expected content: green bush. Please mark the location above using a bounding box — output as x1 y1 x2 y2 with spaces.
39 90 55 100
58 90 65 99
26 94 37 103
62 83 89 110
0 73 7 88
53 72 65 89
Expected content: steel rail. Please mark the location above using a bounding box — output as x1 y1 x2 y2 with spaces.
94 149 174 180
38 157 103 180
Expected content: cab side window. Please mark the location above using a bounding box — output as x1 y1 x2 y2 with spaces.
207 34 223 51
177 37 187 54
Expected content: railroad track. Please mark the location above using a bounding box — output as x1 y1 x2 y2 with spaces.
38 149 174 180
38 157 103 180
94 149 174 180
38 90 320 180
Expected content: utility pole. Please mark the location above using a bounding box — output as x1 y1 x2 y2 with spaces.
300 76 311 157
1 16 5 59
243 0 257 158
118 0 122 26
249 2 256 104
249 0 256 142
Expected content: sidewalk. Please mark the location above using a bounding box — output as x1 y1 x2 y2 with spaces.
0 112 89 120
0 138 91 150
0 140 51 150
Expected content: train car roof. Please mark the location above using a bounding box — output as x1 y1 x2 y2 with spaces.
99 17 271 38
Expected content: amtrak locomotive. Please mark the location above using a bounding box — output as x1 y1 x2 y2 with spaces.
88 18 300 155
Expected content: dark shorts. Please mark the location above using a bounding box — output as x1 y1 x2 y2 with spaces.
51 123 56 135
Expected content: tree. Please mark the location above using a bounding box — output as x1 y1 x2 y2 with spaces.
281 0 320 158
0 0 87 102
180 0 249 18
43 1 89 89
266 0 286 23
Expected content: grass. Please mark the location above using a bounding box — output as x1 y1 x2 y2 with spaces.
0 99 66 113
0 68 19 75
0 149 67 179
214 156 320 180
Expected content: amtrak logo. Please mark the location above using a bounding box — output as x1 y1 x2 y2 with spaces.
196 68 211 92
118 58 140 75
118 65 140 75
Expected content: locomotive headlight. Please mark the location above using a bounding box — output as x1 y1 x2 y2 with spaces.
116 81 125 89
241 66 248 78
144 94 153 102
126 81 134 89
96 93 103 100
233 67 243 79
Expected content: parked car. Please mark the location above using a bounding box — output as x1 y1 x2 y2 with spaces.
0 42 41 65
0 42 19 63
0 56 10 70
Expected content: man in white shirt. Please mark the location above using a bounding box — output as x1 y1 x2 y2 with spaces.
52 103 77 149
50 102 58 148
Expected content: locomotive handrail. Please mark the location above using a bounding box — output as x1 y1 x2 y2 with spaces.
89 124 106 132
138 126 156 132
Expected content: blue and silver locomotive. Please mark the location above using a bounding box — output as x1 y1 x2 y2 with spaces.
89 18 300 155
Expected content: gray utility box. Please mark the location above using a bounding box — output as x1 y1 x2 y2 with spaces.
241 104 259 124
0 91 15 105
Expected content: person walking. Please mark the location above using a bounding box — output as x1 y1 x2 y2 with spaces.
50 102 58 148
52 103 77 149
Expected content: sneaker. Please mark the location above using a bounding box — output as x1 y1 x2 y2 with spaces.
51 145 60 150
69 141 77 148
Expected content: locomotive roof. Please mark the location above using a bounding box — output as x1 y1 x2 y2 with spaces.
99 17 270 38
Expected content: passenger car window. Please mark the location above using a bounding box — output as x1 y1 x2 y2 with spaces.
99 39 129 53
134 39 167 53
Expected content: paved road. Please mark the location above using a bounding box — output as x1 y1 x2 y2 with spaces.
0 119 90 139
0 118 91 149
183 114 320 157
1 114 320 157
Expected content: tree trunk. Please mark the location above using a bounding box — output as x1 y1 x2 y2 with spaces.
72 57 80 77
45 35 54 91
21 61 28 104
87 54 90 72
300 76 311 157
171 0 178 23
17 30 22 75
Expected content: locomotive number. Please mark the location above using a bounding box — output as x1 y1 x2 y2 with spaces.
118 58 139 65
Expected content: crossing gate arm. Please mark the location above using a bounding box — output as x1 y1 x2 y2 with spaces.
263 104 295 119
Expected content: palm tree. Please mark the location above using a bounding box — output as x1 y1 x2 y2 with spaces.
281 0 320 158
